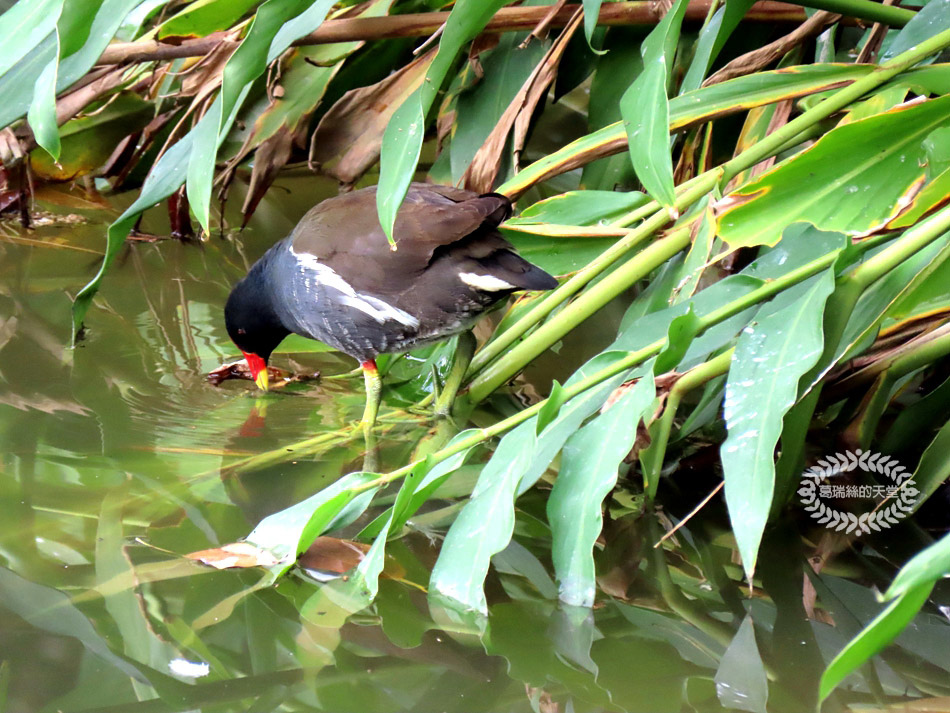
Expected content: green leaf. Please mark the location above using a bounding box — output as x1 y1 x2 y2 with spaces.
0 567 149 682
882 373 950 453
618 0 688 210
613 275 763 353
73 128 196 336
56 0 144 85
511 190 649 225
581 0 604 51
819 581 935 701
4 0 142 146
504 63 874 198
906 419 950 510
536 380 568 434
0 38 55 132
519 351 638 495
26 31 61 160
450 30 547 183
714 615 768 713
581 27 642 191
886 167 950 230
680 0 755 94
548 369 655 606
671 197 716 304
805 237 950 392
245 470 379 569
429 421 537 614
883 0 950 62
717 95 950 249
353 458 432 599
30 92 153 180
186 0 336 231
501 231 618 275
376 0 505 243
884 531 950 600
721 264 838 581
0 0 61 76
157 0 261 39
387 429 479 534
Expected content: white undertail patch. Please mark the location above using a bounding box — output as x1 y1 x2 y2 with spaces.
291 248 420 328
459 272 516 292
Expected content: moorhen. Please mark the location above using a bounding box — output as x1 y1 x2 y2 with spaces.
224 182 558 434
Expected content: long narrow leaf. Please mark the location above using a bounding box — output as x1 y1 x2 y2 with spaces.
376 0 505 243
721 266 838 581
819 581 935 701
429 421 537 614
884 531 950 601
185 0 335 230
619 0 689 211
548 368 656 606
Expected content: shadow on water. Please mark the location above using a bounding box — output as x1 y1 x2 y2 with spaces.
1 179 948 713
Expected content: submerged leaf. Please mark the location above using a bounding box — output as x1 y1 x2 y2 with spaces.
429 422 537 614
187 542 281 569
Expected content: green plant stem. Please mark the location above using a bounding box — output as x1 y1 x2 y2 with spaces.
846 321 950 446
469 176 715 376
719 28 950 188
466 177 722 403
795 0 913 25
435 331 475 416
357 245 861 495
642 349 734 498
466 28 950 403
852 204 950 290
467 175 712 378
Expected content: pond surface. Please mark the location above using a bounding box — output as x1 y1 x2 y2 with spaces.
1 180 948 713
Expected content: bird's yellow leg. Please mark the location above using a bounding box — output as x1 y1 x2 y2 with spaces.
360 360 381 469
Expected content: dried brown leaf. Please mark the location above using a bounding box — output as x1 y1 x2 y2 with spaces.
703 11 840 87
240 129 295 226
309 49 436 185
187 542 282 569
179 37 240 100
462 10 583 193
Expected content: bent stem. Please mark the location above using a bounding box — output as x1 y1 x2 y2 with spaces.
467 27 950 403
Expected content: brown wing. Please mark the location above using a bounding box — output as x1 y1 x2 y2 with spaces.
289 183 511 294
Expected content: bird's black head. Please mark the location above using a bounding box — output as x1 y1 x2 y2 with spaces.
224 272 289 390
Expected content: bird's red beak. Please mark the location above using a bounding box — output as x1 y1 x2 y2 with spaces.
241 351 269 391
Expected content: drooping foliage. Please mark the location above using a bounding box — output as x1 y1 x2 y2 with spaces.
2 0 950 704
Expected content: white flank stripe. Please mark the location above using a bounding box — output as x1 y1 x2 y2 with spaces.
291 248 419 327
459 272 516 292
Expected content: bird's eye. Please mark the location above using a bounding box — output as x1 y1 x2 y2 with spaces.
237 328 246 335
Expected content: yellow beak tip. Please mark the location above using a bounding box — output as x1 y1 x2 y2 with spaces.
254 372 270 391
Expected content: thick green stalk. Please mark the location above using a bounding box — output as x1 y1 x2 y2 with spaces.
810 203 950 393
719 28 950 187
468 27 950 403
325 241 879 499
796 0 913 25
466 226 848 405
850 204 950 290
467 227 694 404
467 173 717 376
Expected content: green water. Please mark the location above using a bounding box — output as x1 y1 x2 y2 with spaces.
1 181 948 713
